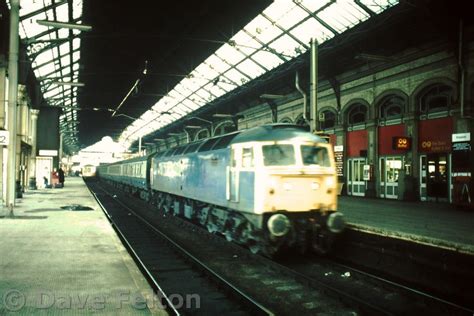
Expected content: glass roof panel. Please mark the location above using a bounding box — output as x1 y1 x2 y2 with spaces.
181 99 200 110
214 43 246 65
204 55 230 73
223 68 248 85
251 49 284 70
270 3 308 30
231 31 262 57
318 1 369 33
267 34 300 59
361 0 397 13
296 0 331 13
120 0 399 145
235 58 266 78
289 17 332 45
193 64 219 80
244 15 281 44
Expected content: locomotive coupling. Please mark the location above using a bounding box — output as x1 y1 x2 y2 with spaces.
326 212 345 233
267 213 291 237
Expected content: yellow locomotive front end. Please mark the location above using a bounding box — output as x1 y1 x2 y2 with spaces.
254 140 344 254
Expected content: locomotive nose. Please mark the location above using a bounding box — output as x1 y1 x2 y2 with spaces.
267 213 291 237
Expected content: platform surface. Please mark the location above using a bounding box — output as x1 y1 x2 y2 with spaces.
0 177 166 315
339 196 474 253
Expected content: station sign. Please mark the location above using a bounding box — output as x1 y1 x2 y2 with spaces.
39 149 58 156
333 145 343 177
452 133 470 142
0 130 9 145
392 136 411 150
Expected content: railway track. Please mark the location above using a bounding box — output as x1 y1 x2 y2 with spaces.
87 181 272 315
88 179 474 315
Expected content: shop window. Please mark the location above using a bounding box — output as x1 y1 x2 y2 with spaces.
319 110 336 129
418 84 453 114
346 103 368 125
379 95 404 119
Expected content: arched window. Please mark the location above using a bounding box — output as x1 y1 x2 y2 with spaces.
418 84 453 114
214 121 236 136
346 103 368 125
379 95 404 119
319 110 336 129
194 129 209 140
279 117 292 124
295 115 310 131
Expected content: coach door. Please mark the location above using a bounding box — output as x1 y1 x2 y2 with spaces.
347 158 366 196
227 147 240 202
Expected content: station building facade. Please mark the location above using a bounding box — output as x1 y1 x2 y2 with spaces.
232 42 473 205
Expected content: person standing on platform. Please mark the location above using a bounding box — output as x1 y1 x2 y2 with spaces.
58 167 65 188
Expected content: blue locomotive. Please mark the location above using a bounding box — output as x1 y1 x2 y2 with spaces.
98 124 344 255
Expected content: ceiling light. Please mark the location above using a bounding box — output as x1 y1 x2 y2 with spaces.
260 94 285 99
212 113 233 118
53 81 84 87
37 20 92 32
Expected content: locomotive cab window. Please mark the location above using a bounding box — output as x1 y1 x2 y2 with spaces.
301 145 330 167
262 144 295 166
242 147 254 168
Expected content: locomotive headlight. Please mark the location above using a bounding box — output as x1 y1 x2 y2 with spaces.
327 212 345 233
311 181 320 190
267 214 291 237
283 182 292 191
325 177 335 188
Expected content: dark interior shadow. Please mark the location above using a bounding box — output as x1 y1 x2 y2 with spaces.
25 208 67 213
0 215 48 219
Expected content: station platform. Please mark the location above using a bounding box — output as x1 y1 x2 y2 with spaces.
0 177 164 315
339 196 474 254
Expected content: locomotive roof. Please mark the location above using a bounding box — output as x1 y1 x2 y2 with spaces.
230 124 327 144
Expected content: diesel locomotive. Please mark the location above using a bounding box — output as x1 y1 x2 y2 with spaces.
97 124 344 255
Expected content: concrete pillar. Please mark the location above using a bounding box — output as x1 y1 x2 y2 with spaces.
6 0 20 209
0 55 6 204
28 109 39 189
15 85 28 198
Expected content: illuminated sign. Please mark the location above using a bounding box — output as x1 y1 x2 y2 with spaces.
392 136 411 150
39 149 58 156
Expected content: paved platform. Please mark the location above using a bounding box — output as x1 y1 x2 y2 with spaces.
339 196 474 254
0 177 166 315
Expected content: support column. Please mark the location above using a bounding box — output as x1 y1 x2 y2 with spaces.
28 109 39 189
0 55 7 204
6 0 20 209
16 85 28 198
309 38 318 132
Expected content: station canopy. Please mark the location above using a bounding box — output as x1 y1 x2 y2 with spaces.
118 0 398 149
7 0 84 152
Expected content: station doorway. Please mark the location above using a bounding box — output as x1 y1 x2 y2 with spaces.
347 158 367 196
420 154 449 202
379 156 403 199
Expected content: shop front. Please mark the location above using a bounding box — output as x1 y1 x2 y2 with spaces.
418 117 453 202
378 124 408 199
